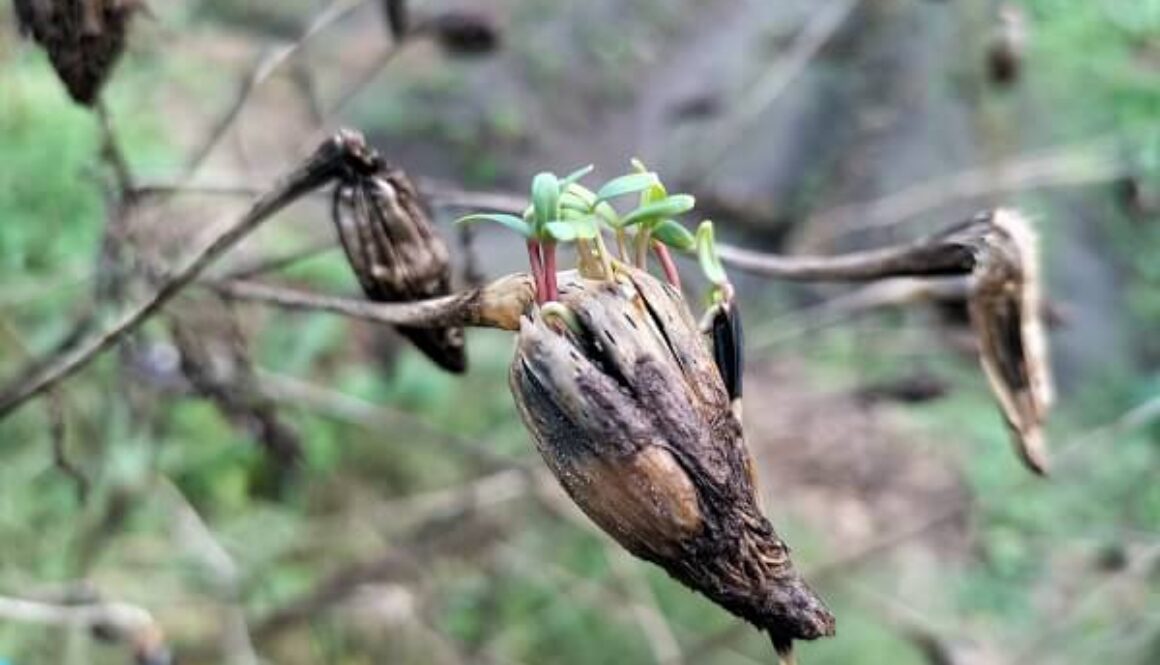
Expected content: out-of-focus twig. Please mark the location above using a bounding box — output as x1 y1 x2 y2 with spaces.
0 594 170 664
0 133 360 419
208 272 533 331
689 0 861 181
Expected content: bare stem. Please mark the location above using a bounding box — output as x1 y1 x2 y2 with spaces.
0 133 371 419
209 273 534 331
543 240 559 302
652 241 681 289
527 240 546 305
716 214 990 282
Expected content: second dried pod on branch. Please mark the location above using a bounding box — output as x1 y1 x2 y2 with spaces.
332 160 467 373
13 0 144 106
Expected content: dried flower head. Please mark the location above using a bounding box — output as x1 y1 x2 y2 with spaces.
510 265 834 659
332 156 467 373
13 0 144 106
967 209 1053 474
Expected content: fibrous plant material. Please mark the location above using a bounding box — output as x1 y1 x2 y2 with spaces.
510 265 834 660
967 209 1053 474
13 0 144 106
332 154 467 373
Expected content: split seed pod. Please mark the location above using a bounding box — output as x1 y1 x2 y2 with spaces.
13 0 143 106
332 161 467 373
966 209 1053 474
510 266 834 658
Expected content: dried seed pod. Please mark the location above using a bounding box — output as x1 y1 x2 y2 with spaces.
510 266 834 659
13 0 143 106
332 162 467 373
967 209 1053 474
426 10 501 56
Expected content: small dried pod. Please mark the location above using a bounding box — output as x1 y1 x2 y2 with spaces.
332 160 467 373
13 0 144 106
966 209 1053 474
510 266 834 659
424 10 501 56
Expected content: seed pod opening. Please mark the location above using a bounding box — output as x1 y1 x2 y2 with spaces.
13 0 142 106
426 10 501 56
510 266 834 654
332 161 467 373
967 209 1052 474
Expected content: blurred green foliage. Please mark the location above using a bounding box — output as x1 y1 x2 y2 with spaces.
1 2 1159 665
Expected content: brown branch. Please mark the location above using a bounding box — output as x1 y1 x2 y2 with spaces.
716 213 991 281
0 132 369 419
209 272 534 331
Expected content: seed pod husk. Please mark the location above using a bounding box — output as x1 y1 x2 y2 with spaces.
332 163 466 373
13 0 142 106
966 209 1052 474
510 266 834 658
426 10 501 56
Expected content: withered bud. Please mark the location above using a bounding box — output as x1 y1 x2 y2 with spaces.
13 0 145 105
425 10 501 56
510 266 834 657
967 209 1053 474
332 158 467 373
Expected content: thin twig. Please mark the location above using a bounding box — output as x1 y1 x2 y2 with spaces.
93 99 136 199
209 272 533 330
0 133 364 419
185 0 373 176
689 0 861 181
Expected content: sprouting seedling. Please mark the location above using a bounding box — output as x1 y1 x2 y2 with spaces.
695 221 744 402
457 165 599 303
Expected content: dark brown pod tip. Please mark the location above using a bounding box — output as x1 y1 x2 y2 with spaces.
13 0 144 106
332 161 467 373
510 267 833 656
426 10 501 56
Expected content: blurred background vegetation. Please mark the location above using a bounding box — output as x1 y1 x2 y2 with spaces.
1 0 1158 663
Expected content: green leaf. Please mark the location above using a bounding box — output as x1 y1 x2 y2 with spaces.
560 164 595 188
455 213 532 237
545 217 598 241
653 218 696 251
531 172 561 226
595 172 659 202
621 194 695 227
696 220 728 286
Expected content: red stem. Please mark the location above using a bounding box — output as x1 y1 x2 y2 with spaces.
652 241 681 290
543 240 559 302
527 239 546 304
